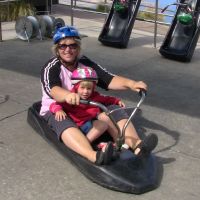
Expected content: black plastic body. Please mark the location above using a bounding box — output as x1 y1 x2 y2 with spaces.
159 0 200 62
27 101 160 194
98 0 142 48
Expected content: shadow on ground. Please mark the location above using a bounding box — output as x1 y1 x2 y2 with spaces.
0 38 200 119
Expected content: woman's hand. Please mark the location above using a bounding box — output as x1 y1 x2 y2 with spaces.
131 81 147 93
55 110 67 121
65 92 80 105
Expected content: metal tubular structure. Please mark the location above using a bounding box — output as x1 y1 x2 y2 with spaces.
154 0 158 47
80 90 146 150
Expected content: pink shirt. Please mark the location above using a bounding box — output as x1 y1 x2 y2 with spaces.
40 65 73 116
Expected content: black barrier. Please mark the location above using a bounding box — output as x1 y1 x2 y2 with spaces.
98 0 142 48
159 0 200 62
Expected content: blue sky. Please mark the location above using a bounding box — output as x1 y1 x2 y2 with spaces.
143 0 177 11
141 0 178 23
147 0 175 7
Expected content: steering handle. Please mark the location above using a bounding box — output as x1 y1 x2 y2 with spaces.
139 88 147 97
80 89 146 150
80 99 109 113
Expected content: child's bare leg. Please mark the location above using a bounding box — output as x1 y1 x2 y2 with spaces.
86 120 108 143
97 112 118 140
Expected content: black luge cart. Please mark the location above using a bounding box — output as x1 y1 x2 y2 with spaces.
98 0 142 48
27 84 160 194
159 0 200 62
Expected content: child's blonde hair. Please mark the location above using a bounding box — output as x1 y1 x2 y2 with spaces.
79 81 94 88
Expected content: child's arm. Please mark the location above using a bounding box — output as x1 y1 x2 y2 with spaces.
49 102 62 113
54 110 67 121
118 100 125 108
49 102 67 121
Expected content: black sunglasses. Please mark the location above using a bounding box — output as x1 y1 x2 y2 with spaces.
58 43 78 50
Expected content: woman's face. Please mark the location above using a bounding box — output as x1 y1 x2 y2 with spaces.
57 38 80 64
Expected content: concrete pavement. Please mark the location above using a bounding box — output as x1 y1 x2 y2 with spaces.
1 8 200 200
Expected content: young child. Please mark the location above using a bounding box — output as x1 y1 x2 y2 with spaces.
50 66 125 144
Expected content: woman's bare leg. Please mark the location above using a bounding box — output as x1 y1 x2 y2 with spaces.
117 119 141 149
98 113 141 150
61 127 97 162
98 112 157 155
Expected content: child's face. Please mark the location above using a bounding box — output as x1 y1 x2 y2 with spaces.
77 81 93 100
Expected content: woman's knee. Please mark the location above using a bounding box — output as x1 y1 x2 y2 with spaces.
61 127 82 142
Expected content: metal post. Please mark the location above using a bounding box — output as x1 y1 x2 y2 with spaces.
25 29 30 43
8 1 10 20
0 20 2 42
104 0 107 13
46 0 49 13
71 0 74 26
50 0 52 14
0 1 4 42
154 0 159 48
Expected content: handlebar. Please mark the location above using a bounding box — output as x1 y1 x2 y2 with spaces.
80 99 109 113
80 99 122 136
80 89 147 150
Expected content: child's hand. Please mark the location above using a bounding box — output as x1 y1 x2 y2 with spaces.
55 110 67 121
118 101 125 107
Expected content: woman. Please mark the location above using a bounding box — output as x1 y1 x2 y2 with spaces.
40 25 158 165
